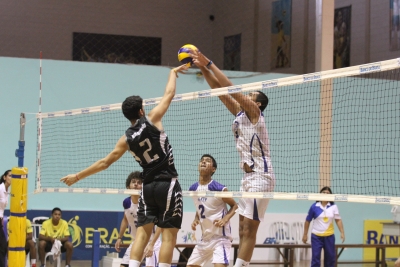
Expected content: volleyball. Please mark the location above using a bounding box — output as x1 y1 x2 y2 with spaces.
178 44 198 67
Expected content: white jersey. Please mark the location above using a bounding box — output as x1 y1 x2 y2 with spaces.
232 111 274 176
123 197 161 247
123 197 138 239
0 183 9 218
189 180 232 241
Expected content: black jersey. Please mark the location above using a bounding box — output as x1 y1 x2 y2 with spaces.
125 116 178 183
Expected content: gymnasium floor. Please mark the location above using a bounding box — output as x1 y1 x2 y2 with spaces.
45 261 395 267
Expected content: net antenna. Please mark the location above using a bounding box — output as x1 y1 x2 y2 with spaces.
35 58 400 206
37 51 43 190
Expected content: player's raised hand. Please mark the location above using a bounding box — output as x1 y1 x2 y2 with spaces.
191 219 200 231
172 64 189 77
60 174 79 186
191 50 210 67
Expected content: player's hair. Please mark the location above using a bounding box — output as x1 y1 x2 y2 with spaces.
317 186 334 205
126 171 142 188
122 95 143 121
201 154 217 176
0 170 10 184
256 91 269 111
52 207 62 214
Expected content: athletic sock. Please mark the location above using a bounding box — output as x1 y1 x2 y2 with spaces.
234 258 248 267
128 259 141 267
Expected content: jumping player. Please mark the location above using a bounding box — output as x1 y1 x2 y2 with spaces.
61 64 188 267
192 51 275 267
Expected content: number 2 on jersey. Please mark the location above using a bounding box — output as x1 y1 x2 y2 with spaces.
198 204 205 219
139 138 159 163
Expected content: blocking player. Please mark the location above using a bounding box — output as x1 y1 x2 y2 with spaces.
192 51 275 267
187 154 237 267
115 171 161 267
61 64 188 267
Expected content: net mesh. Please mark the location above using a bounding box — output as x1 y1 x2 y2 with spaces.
36 60 400 204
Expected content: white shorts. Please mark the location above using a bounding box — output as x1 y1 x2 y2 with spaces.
187 237 231 266
237 172 275 222
121 241 161 266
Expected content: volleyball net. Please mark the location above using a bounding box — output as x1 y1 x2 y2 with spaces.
35 58 400 205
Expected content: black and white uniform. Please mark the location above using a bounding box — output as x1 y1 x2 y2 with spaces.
187 180 232 266
126 116 182 228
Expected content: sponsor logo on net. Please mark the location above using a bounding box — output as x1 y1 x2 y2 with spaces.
303 73 321 82
297 194 309 200
262 80 278 89
334 195 348 202
198 90 211 98
228 86 242 94
397 58 400 66
47 113 55 118
359 63 381 74
263 192 274 199
64 111 73 116
101 105 110 111
81 108 90 114
375 197 390 203
173 95 182 101
145 99 156 105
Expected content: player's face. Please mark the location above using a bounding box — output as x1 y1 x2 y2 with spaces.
198 157 215 175
52 210 61 223
129 178 142 190
248 92 259 102
321 189 331 194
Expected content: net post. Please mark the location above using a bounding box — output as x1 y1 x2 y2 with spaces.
9 113 28 267
91 230 100 267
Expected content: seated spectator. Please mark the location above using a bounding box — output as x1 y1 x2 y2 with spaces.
7 218 37 267
38 207 73 267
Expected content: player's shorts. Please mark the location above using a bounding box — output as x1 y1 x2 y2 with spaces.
187 237 231 266
138 178 183 229
121 240 161 266
237 172 275 222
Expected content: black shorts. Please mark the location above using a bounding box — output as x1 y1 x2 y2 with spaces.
137 178 182 229
44 240 68 253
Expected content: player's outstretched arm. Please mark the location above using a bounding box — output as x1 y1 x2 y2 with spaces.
193 51 259 120
148 65 188 128
115 214 128 252
214 188 238 227
198 66 240 116
192 51 240 116
60 135 128 186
